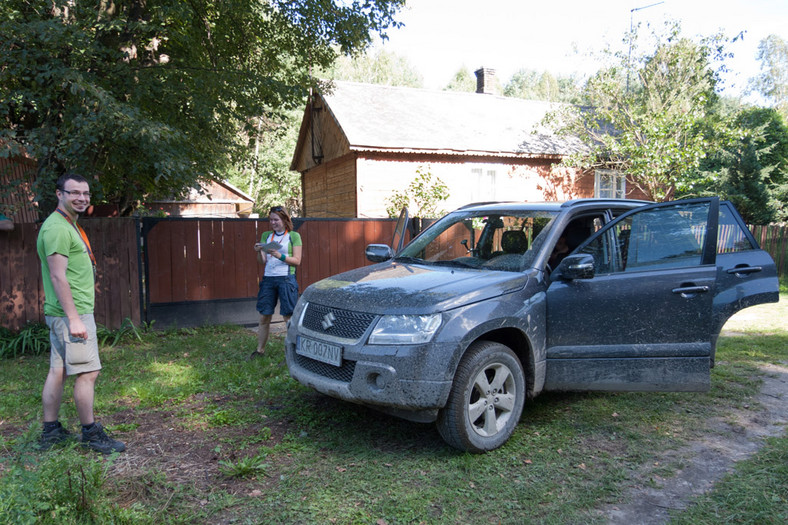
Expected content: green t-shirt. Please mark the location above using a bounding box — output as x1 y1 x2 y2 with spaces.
37 213 95 316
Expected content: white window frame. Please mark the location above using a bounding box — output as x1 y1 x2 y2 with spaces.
472 167 497 201
594 169 626 199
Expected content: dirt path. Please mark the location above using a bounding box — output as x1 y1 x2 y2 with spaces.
596 361 788 524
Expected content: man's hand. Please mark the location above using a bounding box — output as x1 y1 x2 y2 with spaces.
68 317 88 340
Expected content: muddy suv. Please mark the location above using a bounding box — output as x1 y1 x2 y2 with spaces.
285 198 779 452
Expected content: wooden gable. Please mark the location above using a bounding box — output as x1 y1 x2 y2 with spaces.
292 92 353 173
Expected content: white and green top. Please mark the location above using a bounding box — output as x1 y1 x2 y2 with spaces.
261 230 302 277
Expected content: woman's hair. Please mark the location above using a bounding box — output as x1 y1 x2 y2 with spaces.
270 206 294 232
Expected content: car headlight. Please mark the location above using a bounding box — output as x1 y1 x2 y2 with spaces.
368 314 442 345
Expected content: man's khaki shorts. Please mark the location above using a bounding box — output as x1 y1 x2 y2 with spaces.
46 314 102 376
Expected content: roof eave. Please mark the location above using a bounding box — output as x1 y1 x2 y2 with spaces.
348 145 566 160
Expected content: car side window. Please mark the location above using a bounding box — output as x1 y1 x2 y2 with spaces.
582 201 711 274
718 204 755 253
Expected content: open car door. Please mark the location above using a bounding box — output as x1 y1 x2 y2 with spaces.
544 198 720 392
391 206 409 254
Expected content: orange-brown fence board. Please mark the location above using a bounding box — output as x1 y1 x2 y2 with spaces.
750 224 787 281
86 219 141 329
0 223 43 328
1 219 140 331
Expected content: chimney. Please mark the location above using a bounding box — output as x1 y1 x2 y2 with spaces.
474 67 496 95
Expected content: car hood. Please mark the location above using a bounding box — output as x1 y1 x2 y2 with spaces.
301 261 530 315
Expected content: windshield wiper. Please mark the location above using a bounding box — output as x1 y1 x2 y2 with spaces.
432 259 480 268
393 256 425 264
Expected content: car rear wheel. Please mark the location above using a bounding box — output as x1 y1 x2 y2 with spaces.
437 341 525 453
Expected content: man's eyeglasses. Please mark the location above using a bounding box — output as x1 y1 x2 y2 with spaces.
60 189 91 199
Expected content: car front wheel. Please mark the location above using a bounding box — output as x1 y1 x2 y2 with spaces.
437 341 525 453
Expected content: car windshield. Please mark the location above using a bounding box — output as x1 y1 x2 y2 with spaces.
396 210 559 272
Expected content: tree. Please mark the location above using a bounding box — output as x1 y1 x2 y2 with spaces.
385 166 449 218
695 106 788 223
0 0 405 215
227 110 303 215
750 34 788 123
551 22 733 201
707 132 776 224
324 48 423 87
444 66 477 93
504 69 582 103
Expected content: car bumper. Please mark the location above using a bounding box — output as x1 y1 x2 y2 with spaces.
285 330 454 418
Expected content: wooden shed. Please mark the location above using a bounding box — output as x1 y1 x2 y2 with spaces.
0 154 38 223
144 179 256 218
292 70 646 218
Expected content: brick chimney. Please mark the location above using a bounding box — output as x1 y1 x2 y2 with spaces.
474 67 496 95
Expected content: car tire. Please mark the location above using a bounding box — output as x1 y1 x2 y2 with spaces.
437 340 525 453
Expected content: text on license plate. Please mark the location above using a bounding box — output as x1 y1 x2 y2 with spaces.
297 337 342 367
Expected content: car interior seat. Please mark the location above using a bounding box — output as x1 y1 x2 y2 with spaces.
484 230 528 271
563 220 594 252
501 230 528 254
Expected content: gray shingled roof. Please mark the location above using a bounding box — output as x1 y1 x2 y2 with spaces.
321 81 583 157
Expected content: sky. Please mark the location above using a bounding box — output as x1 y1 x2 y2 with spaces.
374 0 788 100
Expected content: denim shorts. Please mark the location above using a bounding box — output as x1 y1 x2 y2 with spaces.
256 274 299 316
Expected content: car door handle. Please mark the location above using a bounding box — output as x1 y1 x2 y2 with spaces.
672 285 710 297
726 266 762 276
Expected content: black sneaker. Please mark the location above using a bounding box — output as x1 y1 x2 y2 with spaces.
247 350 265 360
39 422 73 450
81 423 126 454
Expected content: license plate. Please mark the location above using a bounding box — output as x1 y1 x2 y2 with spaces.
296 336 342 367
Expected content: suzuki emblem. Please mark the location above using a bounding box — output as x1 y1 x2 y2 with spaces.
321 311 336 330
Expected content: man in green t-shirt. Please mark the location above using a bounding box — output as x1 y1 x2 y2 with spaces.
36 173 125 454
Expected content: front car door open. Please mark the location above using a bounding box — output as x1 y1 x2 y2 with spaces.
544 198 720 392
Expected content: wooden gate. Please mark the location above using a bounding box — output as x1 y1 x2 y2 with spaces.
142 217 401 327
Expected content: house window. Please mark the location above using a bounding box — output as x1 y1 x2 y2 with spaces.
472 167 497 201
595 169 626 199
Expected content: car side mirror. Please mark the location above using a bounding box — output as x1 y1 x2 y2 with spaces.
555 253 595 280
366 244 394 263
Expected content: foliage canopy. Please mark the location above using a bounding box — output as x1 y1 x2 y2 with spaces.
444 66 478 93
503 68 583 103
324 47 423 87
750 34 788 123
550 22 733 202
0 0 405 215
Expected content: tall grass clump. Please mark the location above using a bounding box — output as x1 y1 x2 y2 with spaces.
0 444 151 525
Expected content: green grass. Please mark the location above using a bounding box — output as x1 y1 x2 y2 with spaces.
0 295 786 524
669 435 788 525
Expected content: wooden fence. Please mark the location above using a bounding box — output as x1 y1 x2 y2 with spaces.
1 217 785 332
1 218 141 331
142 217 402 327
749 223 788 282
144 217 400 301
0 217 401 331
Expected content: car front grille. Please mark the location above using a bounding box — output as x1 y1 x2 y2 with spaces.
302 303 376 340
294 353 356 383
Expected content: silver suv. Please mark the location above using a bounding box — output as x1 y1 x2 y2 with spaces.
285 198 779 452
